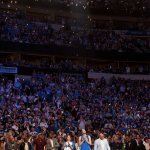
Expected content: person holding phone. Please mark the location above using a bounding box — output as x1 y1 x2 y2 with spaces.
63 135 76 150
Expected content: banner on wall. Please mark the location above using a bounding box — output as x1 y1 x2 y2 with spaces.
0 67 18 74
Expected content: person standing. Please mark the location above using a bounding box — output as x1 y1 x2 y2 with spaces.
79 129 91 150
19 134 32 150
63 135 76 150
5 134 18 150
0 139 4 150
46 132 59 150
143 137 150 150
34 133 46 150
78 117 86 130
130 134 140 150
94 132 110 150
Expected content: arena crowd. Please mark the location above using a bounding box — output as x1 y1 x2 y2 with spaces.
0 73 149 150
0 12 150 53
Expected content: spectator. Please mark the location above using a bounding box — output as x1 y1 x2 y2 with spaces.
79 129 91 150
94 132 110 150
46 132 59 150
78 117 86 130
63 134 76 150
19 134 32 150
143 137 150 150
5 133 18 150
34 134 46 150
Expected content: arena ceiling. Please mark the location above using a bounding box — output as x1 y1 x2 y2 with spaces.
1 0 150 17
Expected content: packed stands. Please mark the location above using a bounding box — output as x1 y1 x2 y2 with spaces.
0 12 150 53
0 73 150 149
0 1 150 150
